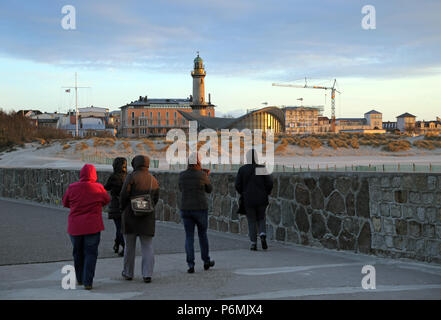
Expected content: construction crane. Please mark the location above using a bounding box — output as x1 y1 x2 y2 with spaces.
272 78 341 132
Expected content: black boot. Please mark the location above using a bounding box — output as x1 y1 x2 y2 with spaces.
113 240 119 254
118 243 124 257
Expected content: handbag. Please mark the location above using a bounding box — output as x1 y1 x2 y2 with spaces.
130 174 155 216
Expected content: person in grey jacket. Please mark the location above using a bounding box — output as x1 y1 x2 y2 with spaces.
178 153 215 274
120 155 159 283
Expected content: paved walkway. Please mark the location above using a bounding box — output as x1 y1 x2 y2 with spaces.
1 198 441 300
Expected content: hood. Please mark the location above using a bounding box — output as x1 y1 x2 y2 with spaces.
245 149 259 165
112 157 127 174
188 152 202 170
80 164 97 182
131 155 150 170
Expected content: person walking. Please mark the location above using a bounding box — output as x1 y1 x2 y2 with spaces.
62 163 110 290
104 157 127 257
119 155 159 283
235 149 273 251
178 154 215 274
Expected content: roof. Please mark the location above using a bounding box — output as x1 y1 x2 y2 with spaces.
365 110 382 115
179 111 237 130
397 112 416 118
180 107 285 131
337 118 367 122
122 98 191 108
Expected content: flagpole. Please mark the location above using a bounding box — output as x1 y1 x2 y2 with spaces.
62 74 90 138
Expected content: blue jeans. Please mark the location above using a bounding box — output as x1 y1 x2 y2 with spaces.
181 210 210 268
69 232 100 287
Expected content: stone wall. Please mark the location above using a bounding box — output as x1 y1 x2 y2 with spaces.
0 168 440 264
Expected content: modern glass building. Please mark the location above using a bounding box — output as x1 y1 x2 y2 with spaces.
179 106 285 133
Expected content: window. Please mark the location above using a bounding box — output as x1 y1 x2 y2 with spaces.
131 119 135 126
166 120 169 126
141 112 144 117
174 112 177 119
150 112 153 119
166 112 169 119
131 112 135 119
208 112 211 117
131 129 135 135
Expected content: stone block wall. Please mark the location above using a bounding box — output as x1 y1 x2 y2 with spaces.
0 168 440 264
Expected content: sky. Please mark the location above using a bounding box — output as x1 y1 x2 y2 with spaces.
0 0 440 121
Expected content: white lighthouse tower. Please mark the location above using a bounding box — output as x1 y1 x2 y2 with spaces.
191 52 214 117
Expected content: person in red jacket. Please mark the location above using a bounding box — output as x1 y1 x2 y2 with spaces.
62 164 110 290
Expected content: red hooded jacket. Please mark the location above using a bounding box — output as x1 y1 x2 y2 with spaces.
62 164 110 236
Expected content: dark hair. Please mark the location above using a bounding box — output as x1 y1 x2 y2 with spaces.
112 157 127 173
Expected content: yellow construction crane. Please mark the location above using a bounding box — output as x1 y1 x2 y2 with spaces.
272 78 341 132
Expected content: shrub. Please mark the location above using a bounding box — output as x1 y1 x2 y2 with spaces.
350 138 359 149
413 140 441 150
75 142 89 151
424 132 441 141
299 137 322 150
0 110 68 151
93 137 115 148
383 140 411 152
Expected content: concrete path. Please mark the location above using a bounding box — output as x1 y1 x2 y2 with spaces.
1 198 441 300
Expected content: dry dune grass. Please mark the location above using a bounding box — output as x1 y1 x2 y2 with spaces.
118 141 133 153
143 138 156 150
298 137 322 150
413 140 441 150
424 132 441 141
93 137 115 148
62 144 71 150
383 140 412 152
75 142 89 152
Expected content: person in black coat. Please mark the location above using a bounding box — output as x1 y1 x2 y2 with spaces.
178 153 214 274
235 149 273 250
104 157 127 256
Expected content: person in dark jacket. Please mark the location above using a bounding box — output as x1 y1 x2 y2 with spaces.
62 164 110 290
120 155 159 283
178 153 215 274
104 157 127 257
235 149 273 251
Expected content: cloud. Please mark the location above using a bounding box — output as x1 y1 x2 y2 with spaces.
0 0 440 79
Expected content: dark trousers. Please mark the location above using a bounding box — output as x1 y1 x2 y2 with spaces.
181 210 210 268
113 218 124 246
246 205 267 244
69 232 100 287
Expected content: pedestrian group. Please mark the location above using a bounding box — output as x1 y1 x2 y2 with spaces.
62 149 273 290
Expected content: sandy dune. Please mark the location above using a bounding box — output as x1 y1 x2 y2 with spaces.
0 139 440 171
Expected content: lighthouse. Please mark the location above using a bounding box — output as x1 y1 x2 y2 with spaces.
191 52 214 117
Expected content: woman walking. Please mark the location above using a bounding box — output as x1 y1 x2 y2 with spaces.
235 149 273 251
178 154 215 273
62 164 110 290
104 157 127 257
120 155 159 283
